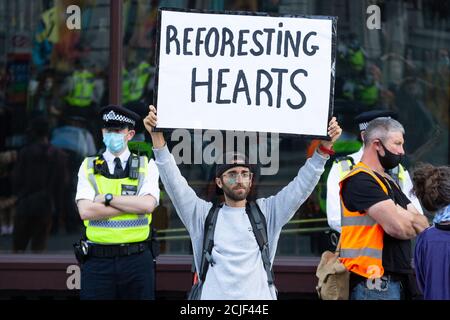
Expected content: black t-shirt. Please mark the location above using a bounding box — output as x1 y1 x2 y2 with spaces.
341 171 413 275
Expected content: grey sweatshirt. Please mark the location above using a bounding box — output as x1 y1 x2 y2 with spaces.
153 145 328 299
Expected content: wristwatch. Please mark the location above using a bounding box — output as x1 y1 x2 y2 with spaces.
104 193 113 206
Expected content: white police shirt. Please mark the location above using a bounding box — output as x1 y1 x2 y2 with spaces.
75 148 160 205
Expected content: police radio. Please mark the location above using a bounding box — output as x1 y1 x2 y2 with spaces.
129 154 140 180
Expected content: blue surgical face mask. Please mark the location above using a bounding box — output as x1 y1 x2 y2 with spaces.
103 132 126 154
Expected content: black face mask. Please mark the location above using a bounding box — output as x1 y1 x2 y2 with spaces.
377 141 403 170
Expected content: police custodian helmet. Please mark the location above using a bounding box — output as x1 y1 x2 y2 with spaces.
354 109 398 132
99 105 141 130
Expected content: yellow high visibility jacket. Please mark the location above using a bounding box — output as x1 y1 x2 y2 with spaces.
83 155 152 244
65 70 95 107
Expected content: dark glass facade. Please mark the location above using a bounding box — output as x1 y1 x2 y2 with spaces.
0 0 448 261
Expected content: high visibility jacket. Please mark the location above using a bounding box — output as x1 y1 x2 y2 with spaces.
337 159 406 190
349 48 365 72
336 158 355 180
357 83 379 106
389 165 406 189
36 6 59 43
65 70 95 107
123 62 151 103
83 155 152 244
339 162 388 278
122 68 131 103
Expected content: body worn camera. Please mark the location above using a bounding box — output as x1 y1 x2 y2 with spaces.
129 155 140 180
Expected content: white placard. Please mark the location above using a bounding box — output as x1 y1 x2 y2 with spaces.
155 9 336 137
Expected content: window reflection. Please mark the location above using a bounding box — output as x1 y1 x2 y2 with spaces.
0 0 448 257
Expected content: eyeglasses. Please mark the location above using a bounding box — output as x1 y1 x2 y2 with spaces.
222 172 253 182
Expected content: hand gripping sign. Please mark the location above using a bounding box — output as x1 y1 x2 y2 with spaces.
154 8 337 138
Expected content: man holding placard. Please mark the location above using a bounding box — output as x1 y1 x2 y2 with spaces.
155 9 336 137
144 105 341 299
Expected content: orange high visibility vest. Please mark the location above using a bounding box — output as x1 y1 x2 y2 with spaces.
338 162 388 278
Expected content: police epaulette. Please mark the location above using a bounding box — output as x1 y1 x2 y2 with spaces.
93 155 107 175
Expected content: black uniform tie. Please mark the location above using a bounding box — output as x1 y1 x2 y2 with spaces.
114 157 124 177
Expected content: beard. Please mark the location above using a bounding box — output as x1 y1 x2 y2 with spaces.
221 182 251 201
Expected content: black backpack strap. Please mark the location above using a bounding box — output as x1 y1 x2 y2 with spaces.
246 201 274 285
198 204 222 283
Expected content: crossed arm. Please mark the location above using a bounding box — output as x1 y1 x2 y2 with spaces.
367 200 429 240
77 195 157 221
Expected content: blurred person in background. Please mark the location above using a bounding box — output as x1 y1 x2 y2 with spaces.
412 163 450 300
11 117 69 252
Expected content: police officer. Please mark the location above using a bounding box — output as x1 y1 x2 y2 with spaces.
123 60 154 142
64 68 95 109
326 110 423 233
337 37 379 108
61 60 103 127
63 60 99 109
123 60 153 105
75 105 160 300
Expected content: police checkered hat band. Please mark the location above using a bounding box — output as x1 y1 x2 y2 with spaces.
103 110 135 126
355 110 397 132
358 116 391 131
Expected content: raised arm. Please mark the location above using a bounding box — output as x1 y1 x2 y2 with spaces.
144 105 212 235
262 117 342 231
261 150 329 232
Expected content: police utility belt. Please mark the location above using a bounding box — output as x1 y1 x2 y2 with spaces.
74 235 159 263
81 240 150 258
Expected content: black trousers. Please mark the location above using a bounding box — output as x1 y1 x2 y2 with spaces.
80 248 155 300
